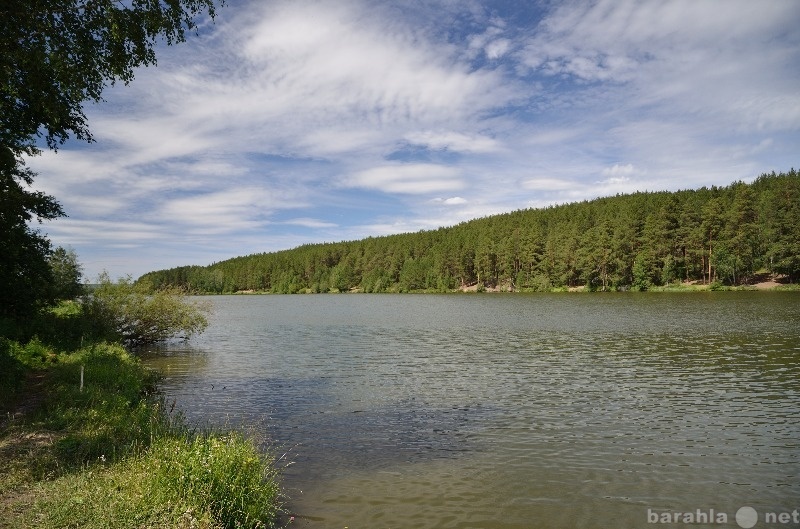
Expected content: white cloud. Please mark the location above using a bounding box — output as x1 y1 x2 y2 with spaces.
405 130 500 153
750 138 774 155
522 177 577 191
485 38 512 60
42 218 165 245
346 164 464 195
519 0 800 133
193 1 512 154
159 186 305 233
283 218 339 229
21 0 800 280
466 18 514 60
27 149 120 185
601 163 635 178
432 196 468 206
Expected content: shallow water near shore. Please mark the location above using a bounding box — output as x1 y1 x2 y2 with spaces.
141 292 800 529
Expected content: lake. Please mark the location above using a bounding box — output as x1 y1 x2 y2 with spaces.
141 293 800 529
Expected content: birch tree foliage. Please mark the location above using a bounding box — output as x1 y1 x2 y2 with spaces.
1 0 219 155
0 0 219 320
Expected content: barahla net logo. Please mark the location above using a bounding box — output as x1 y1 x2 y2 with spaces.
647 506 800 527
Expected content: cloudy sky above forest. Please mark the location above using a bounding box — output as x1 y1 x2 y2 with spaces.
29 0 800 279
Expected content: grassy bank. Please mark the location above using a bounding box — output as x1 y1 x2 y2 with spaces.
0 339 282 528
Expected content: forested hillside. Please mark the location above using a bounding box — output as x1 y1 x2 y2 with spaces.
140 170 799 293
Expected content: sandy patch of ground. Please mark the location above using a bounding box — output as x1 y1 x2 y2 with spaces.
751 280 784 290
458 283 512 292
747 273 790 290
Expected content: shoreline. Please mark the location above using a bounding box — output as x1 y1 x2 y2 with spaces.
221 280 799 295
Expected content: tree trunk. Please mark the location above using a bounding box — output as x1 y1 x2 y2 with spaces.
701 255 706 284
708 242 713 283
684 247 689 282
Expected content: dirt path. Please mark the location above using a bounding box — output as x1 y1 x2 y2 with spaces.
0 371 58 527
1 371 48 429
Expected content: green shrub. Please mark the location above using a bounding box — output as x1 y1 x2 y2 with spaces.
83 273 210 347
16 338 57 368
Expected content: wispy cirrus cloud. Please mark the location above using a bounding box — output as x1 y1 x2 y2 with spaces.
345 164 464 195
283 218 339 229
24 0 800 279
432 196 468 206
404 131 501 154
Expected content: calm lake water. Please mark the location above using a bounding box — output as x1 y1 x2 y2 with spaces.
141 293 800 529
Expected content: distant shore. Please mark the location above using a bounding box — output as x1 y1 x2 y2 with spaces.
224 278 799 295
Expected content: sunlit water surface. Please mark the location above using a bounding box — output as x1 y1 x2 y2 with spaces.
141 293 800 529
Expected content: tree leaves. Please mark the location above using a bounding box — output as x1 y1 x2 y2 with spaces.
0 153 65 319
0 0 218 154
0 0 218 323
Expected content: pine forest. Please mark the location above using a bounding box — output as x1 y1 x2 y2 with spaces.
139 170 800 293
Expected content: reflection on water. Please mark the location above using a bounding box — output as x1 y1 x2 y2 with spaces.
141 293 800 528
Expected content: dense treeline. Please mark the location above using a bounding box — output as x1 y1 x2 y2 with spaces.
140 170 800 293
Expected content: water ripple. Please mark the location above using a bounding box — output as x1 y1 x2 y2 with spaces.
142 293 800 528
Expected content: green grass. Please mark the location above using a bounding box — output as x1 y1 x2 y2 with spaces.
5 430 281 529
1 340 283 528
773 283 800 291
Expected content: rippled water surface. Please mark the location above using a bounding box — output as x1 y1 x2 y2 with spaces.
141 293 800 528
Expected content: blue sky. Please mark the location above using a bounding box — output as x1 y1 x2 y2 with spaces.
28 0 800 280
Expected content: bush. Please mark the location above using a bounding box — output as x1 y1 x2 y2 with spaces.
15 337 57 368
83 273 210 347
